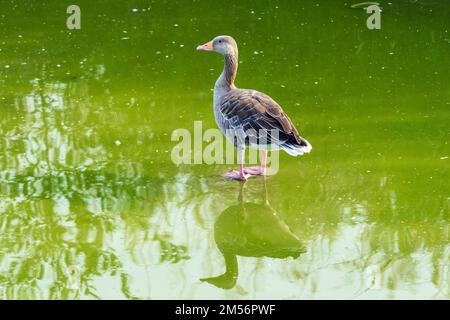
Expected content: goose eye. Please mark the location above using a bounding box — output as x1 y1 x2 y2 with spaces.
218 40 222 43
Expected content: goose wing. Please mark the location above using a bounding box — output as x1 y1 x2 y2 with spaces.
218 89 311 154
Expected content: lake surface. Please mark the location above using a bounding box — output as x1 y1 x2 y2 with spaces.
0 0 448 299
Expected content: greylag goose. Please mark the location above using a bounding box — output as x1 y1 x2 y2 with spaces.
197 35 312 181
200 179 305 289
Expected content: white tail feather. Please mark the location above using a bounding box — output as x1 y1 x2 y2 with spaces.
281 139 312 156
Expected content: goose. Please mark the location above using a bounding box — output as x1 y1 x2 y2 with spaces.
197 35 312 181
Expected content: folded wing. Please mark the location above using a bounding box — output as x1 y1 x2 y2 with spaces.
218 89 312 155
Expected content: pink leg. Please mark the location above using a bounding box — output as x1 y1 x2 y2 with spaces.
223 149 250 181
243 149 267 175
261 148 267 174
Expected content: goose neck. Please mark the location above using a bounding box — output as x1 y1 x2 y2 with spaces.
215 52 238 91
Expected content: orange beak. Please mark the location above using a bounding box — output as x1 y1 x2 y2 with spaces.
196 41 213 51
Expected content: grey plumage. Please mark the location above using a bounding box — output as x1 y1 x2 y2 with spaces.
199 35 312 157
216 89 312 155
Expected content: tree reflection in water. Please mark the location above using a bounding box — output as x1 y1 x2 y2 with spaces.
0 77 183 299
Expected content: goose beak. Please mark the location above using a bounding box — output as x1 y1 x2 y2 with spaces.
196 41 213 51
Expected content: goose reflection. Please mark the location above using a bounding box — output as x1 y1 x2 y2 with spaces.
201 178 305 289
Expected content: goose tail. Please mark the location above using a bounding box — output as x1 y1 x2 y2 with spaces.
281 137 312 156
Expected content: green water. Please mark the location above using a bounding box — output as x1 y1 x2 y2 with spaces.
0 0 449 299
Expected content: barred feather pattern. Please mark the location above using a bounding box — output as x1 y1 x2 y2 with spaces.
215 89 312 156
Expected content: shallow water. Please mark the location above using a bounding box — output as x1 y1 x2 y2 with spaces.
0 0 449 299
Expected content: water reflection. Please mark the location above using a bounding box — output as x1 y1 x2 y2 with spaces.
201 179 305 289
0 74 167 299
0 72 448 298
0 0 448 300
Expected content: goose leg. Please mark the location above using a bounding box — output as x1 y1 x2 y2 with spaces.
243 149 267 175
223 149 250 181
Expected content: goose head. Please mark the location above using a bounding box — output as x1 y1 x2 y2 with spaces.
197 35 238 56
